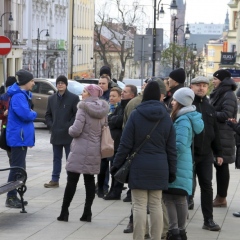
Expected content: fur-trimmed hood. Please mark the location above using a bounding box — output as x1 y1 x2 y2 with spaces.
78 96 109 119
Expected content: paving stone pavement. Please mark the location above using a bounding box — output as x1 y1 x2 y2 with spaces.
0 123 240 240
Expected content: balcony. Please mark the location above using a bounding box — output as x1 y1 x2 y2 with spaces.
4 30 20 45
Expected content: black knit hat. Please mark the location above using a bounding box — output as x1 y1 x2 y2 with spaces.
6 76 17 87
142 81 160 102
16 69 34 86
169 68 186 84
100 66 111 78
213 69 231 81
56 75 68 86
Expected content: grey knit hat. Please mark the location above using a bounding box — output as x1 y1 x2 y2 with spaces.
191 76 209 84
173 87 195 107
16 69 34 86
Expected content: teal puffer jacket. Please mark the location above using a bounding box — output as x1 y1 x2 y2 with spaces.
168 107 204 195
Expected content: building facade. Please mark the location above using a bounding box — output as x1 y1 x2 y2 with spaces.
22 0 68 79
68 0 95 79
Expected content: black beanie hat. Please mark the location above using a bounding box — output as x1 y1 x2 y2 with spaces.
56 75 68 86
169 68 186 84
16 69 34 86
6 76 17 87
213 69 231 81
142 81 160 102
100 66 111 78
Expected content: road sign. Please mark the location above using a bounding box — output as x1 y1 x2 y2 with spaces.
0 36 12 56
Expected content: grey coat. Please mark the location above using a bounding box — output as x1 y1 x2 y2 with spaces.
45 89 79 145
66 97 109 174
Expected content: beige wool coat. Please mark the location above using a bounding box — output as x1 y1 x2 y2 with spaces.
66 96 109 174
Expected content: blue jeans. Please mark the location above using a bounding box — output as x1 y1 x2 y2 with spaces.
52 144 70 182
7 147 27 197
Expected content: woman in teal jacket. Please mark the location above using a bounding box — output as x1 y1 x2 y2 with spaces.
163 87 204 240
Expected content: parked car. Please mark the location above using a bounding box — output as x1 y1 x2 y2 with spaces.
75 78 125 89
32 78 84 123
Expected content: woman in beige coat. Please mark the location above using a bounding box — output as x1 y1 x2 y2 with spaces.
57 84 109 222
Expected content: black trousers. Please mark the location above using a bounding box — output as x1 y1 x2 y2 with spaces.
214 163 229 198
194 154 214 221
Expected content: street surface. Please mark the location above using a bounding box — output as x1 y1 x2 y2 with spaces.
0 122 239 239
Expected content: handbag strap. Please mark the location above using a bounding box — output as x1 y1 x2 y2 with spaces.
132 119 161 157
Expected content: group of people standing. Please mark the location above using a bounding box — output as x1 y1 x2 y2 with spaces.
1 65 239 240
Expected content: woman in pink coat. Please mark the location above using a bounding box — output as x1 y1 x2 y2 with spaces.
57 84 109 222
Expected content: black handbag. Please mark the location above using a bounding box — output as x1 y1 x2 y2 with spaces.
0 127 11 152
114 119 160 184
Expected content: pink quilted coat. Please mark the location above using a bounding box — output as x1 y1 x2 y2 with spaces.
66 96 109 174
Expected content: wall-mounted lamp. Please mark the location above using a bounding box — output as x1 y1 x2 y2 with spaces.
0 12 13 27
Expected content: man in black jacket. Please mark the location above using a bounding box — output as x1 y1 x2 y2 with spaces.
103 84 137 200
44 75 79 188
190 76 223 231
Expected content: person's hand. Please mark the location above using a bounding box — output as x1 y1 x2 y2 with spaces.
169 172 176 183
110 166 118 175
216 157 223 166
228 118 237 123
3 109 8 116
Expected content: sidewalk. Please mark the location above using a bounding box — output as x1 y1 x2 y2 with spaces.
0 124 240 240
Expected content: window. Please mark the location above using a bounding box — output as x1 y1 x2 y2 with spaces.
208 61 214 68
39 83 55 95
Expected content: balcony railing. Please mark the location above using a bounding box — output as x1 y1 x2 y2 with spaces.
4 30 19 45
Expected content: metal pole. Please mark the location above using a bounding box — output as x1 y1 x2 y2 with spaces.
2 56 6 93
36 28 39 78
141 36 145 87
183 38 186 72
172 17 176 70
152 0 157 77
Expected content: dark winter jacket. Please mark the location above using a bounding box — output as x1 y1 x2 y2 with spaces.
108 99 131 150
164 83 184 109
226 119 240 169
113 100 177 190
45 89 79 145
101 89 110 102
209 77 238 164
6 83 37 147
193 95 222 159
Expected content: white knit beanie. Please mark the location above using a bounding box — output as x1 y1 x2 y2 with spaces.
173 87 195 106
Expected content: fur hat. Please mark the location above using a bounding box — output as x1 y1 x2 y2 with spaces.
142 81 160 102
16 69 34 86
100 66 111 78
6 76 17 87
191 76 209 84
213 69 231 81
169 68 186 84
84 84 103 97
56 75 68 86
173 87 195 107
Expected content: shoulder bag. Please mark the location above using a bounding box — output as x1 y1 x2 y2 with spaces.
114 119 160 184
101 118 114 158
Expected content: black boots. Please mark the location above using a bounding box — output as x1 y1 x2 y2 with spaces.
57 204 69 222
80 174 95 222
180 229 187 240
57 172 78 222
166 229 185 240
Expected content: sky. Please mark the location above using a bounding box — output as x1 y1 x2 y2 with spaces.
185 0 230 24
95 0 230 42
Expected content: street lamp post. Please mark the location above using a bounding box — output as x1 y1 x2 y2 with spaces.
36 28 49 78
189 43 197 84
183 24 190 71
152 0 177 77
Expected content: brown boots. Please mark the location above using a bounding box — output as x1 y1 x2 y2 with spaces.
213 195 227 207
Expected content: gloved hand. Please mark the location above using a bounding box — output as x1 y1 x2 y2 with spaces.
226 120 235 128
110 166 118 175
169 172 176 183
